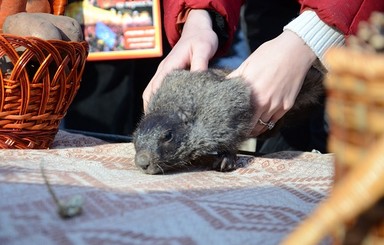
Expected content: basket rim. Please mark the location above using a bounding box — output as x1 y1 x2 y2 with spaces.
325 47 384 79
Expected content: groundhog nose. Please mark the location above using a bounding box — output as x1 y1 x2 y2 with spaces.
135 152 151 170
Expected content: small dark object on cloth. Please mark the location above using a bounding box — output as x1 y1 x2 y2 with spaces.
133 68 324 174
40 160 84 219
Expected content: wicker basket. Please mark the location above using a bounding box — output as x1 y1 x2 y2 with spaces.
282 47 384 245
326 48 384 179
0 0 88 149
326 47 384 245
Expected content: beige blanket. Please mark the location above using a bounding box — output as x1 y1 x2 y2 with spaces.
0 130 334 245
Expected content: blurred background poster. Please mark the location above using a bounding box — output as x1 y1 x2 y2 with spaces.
66 0 162 60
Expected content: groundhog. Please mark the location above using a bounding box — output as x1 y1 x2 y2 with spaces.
133 67 324 174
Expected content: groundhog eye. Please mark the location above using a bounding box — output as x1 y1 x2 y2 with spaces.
163 130 173 142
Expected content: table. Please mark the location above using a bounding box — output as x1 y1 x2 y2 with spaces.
0 130 334 245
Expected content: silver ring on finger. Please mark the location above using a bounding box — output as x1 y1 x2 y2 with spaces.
258 119 275 130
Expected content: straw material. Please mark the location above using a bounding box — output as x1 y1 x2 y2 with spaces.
51 0 68 15
326 48 384 169
282 134 384 245
0 0 88 149
283 47 384 244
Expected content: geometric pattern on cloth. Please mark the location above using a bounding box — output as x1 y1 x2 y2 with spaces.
0 130 334 245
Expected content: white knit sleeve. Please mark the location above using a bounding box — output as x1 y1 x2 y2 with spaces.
283 10 345 64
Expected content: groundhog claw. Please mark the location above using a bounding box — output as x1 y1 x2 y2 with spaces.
212 152 237 172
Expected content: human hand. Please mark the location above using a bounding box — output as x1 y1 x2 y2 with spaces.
228 30 317 137
142 9 219 112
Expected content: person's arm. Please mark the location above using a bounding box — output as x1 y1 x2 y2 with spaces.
299 0 384 36
283 10 345 68
227 29 318 137
142 0 244 112
142 9 218 111
229 1 384 137
163 0 244 55
227 8 344 136
293 0 384 69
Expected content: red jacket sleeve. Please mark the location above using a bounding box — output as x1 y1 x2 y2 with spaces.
299 0 384 36
163 0 244 55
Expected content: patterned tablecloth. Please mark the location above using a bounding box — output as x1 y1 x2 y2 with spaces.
0 130 334 245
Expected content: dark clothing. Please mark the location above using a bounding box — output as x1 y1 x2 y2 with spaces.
63 2 171 136
63 59 154 135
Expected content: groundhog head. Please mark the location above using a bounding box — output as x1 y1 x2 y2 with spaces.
133 111 191 174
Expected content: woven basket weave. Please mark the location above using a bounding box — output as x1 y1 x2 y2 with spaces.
326 48 384 245
0 0 88 149
282 47 384 245
326 48 384 176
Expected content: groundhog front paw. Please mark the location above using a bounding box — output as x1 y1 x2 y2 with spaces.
212 152 237 172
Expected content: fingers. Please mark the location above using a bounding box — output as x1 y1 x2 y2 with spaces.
190 43 213 71
142 65 168 113
251 109 287 137
190 54 209 71
142 86 152 113
142 8 218 114
142 52 210 113
143 37 215 112
226 68 241 79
